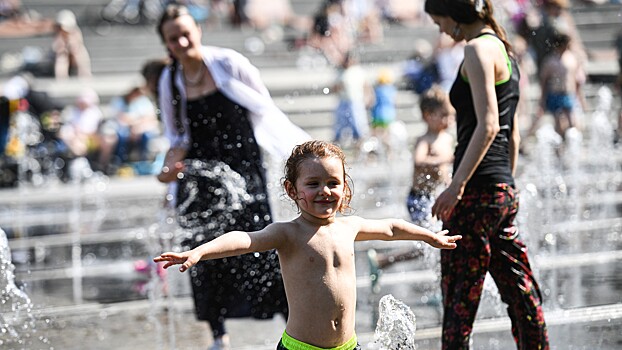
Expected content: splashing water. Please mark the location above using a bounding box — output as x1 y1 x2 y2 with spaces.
374 294 417 350
177 159 252 213
0 227 36 347
175 159 254 242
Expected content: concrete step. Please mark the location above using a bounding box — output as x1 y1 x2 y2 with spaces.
0 19 435 74
3 2 619 79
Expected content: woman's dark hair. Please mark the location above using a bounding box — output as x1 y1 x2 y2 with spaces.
424 0 449 17
312 0 343 36
157 4 193 41
156 4 196 135
425 0 513 55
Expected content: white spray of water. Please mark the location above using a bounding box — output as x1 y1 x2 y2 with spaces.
0 228 35 346
374 294 417 350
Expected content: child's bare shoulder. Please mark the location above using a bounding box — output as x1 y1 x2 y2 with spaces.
336 215 364 222
269 220 300 234
335 215 367 229
414 133 432 146
262 221 302 247
439 131 454 143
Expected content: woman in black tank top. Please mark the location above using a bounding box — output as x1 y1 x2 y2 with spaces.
424 1 549 349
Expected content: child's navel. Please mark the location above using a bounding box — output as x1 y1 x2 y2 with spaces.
331 318 340 330
333 252 340 267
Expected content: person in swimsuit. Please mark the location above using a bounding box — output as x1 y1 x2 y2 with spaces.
425 0 550 349
155 4 310 349
407 85 455 226
155 140 462 350
537 30 587 139
367 85 455 289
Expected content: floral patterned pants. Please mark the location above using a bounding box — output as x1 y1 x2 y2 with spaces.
440 184 549 350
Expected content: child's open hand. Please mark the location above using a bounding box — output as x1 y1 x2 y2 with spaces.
153 251 200 272
429 230 461 249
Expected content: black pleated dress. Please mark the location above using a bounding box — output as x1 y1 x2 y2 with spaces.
176 90 288 325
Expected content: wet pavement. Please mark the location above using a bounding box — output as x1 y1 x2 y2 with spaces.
5 290 622 349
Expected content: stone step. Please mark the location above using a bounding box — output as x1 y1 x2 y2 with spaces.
0 20 436 75
5 2 620 77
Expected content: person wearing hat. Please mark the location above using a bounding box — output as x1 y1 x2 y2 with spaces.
52 9 92 79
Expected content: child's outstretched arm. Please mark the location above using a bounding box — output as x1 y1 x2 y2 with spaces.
355 218 461 249
154 225 284 272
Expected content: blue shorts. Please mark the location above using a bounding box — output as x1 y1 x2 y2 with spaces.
406 190 434 226
545 93 574 114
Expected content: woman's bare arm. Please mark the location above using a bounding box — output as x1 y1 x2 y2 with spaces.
432 41 501 221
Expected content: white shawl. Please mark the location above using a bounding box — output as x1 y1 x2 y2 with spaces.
158 46 311 160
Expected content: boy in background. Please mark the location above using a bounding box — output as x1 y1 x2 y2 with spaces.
536 30 587 139
368 84 454 288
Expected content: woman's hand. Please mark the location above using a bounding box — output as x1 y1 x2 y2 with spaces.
157 147 186 183
431 185 464 222
157 161 184 183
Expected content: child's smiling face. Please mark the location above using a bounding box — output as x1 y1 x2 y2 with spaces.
288 156 346 221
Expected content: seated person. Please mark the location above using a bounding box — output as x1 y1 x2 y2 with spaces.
57 88 102 161
106 86 160 165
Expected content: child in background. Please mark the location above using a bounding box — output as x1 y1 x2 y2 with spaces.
368 85 454 286
154 140 461 350
408 84 455 225
370 68 397 157
536 30 587 139
332 52 372 148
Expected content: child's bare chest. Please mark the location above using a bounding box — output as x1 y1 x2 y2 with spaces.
304 228 355 269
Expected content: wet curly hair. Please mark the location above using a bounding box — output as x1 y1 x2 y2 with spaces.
283 140 353 214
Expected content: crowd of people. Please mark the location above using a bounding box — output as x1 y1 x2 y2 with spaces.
317 0 611 160
1 1 622 349
1 0 441 184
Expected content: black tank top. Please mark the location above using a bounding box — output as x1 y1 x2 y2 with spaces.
449 33 520 187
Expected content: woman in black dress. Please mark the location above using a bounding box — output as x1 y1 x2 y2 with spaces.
155 4 309 349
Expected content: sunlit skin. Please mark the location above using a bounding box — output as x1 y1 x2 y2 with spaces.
428 13 518 222
429 14 465 42
154 151 461 348
160 14 204 71
412 103 455 193
285 156 346 225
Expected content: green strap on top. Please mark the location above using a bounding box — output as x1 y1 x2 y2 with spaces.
461 33 512 85
281 331 357 350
